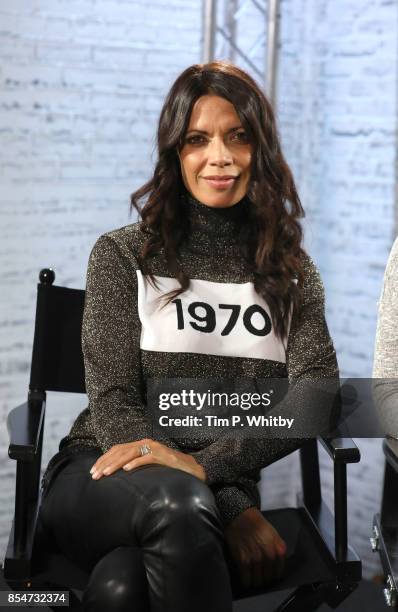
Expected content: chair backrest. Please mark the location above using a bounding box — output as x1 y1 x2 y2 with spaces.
29 269 86 394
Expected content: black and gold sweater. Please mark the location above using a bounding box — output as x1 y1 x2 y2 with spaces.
41 191 338 525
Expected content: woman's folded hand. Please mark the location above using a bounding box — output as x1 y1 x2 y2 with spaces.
89 439 206 482
224 507 286 589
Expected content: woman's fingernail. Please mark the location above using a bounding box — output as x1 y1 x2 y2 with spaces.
123 464 131 470
89 467 95 474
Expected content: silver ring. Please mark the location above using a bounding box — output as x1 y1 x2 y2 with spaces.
140 443 152 456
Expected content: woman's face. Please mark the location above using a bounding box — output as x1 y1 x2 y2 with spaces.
178 95 252 208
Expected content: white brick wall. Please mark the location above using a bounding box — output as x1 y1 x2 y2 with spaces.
274 0 397 577
0 0 201 564
1 0 397 583
277 0 397 379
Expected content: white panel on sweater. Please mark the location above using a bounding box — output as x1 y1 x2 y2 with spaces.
136 271 289 362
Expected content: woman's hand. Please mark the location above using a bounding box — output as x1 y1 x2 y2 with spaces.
89 439 206 482
224 507 286 589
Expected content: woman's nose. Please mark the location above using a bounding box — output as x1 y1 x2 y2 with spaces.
208 138 233 165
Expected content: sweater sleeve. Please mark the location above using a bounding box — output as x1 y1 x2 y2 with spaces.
191 254 339 485
212 482 261 527
372 237 398 438
82 234 181 452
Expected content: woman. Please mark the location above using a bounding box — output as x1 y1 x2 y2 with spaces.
38 61 338 611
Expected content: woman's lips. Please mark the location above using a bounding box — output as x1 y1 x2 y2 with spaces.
203 176 238 189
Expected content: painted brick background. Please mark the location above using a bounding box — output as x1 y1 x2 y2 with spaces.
0 0 202 566
273 0 397 578
1 0 397 583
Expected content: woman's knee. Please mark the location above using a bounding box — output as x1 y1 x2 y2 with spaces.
82 546 149 612
140 467 222 535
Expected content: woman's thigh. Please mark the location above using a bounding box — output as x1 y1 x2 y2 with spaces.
39 451 222 571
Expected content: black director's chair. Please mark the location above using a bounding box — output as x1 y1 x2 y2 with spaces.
3 268 362 611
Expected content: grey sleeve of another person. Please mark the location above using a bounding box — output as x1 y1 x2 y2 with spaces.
373 237 398 439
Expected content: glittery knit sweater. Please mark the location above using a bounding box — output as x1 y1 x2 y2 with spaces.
41 191 338 526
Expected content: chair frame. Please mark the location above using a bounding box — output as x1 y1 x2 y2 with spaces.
3 269 362 611
371 438 398 609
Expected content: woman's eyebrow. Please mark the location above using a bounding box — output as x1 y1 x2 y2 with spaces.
186 126 243 135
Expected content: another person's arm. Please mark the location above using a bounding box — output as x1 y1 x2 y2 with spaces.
373 237 398 439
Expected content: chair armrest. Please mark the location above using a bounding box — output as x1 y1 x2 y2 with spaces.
300 437 361 565
7 397 45 461
5 394 45 576
319 437 360 464
319 437 360 562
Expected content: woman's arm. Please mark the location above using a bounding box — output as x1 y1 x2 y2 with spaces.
373 237 398 438
190 254 339 485
82 233 180 451
212 479 261 526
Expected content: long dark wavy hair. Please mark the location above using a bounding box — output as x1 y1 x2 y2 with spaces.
130 60 305 339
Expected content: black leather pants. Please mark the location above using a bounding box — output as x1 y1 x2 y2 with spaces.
39 449 233 612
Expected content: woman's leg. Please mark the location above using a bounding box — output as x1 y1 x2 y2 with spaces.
40 451 150 612
129 463 233 612
39 451 233 612
82 546 150 612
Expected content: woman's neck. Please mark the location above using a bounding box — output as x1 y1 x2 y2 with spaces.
182 189 250 252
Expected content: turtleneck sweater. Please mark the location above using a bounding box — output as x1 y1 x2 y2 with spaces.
41 190 338 525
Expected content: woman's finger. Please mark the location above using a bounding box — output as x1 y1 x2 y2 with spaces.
122 453 157 471
90 447 126 474
90 446 141 477
89 452 114 474
90 456 119 477
90 439 155 474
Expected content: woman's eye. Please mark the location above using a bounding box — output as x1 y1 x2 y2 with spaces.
232 131 248 142
184 132 248 145
185 135 205 145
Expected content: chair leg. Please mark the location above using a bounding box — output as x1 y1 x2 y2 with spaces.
275 581 359 612
381 459 398 526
